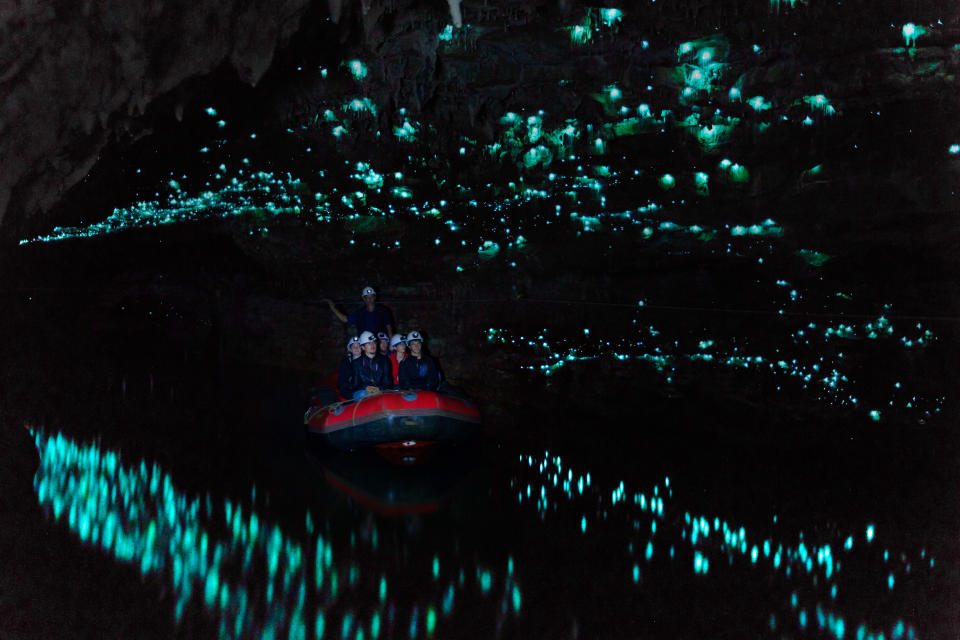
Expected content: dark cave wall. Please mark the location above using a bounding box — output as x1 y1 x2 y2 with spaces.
0 0 312 241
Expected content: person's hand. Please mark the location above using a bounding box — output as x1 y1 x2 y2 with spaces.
366 385 380 395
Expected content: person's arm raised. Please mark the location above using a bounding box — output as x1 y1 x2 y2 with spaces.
325 298 348 323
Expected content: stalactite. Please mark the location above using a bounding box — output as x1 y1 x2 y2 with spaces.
446 0 463 28
328 0 343 23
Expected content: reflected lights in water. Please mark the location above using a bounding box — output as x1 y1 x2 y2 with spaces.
31 429 935 639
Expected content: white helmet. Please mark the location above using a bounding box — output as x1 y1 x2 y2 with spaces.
405 330 423 343
361 286 376 298
390 334 405 348
358 330 377 346
346 336 360 352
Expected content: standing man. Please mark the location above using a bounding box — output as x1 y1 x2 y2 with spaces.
326 286 394 338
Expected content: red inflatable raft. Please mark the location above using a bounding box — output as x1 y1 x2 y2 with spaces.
304 390 481 451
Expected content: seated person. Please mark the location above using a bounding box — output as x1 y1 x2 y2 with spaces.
337 336 361 399
377 332 390 356
388 333 407 386
398 331 440 391
350 331 394 399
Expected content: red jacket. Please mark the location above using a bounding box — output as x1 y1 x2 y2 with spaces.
389 352 408 386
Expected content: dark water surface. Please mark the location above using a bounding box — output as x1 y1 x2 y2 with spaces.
1 276 959 640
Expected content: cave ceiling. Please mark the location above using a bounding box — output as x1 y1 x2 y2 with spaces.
0 0 959 245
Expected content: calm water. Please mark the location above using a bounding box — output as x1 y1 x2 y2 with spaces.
1 279 958 640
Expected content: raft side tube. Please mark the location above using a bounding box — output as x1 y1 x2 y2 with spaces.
309 412 480 450
305 390 481 451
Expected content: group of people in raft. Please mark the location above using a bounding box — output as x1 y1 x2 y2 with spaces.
325 285 442 401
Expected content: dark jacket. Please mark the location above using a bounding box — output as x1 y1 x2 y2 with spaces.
398 354 439 391
351 353 394 392
346 303 393 335
337 355 356 399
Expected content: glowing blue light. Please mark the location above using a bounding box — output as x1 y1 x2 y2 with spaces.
570 24 591 45
902 23 915 41
601 8 623 27
347 60 368 81
892 620 906 639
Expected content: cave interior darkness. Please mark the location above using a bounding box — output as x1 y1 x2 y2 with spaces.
1 0 960 638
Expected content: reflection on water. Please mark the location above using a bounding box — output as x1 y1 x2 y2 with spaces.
32 426 942 638
511 451 925 640
313 447 473 517
31 429 520 639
